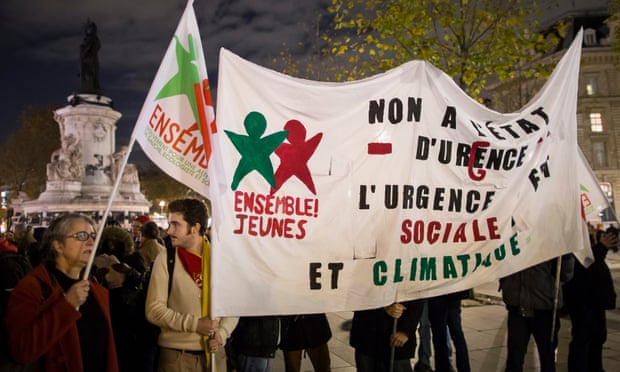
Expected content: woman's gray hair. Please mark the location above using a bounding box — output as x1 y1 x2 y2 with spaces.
40 213 96 265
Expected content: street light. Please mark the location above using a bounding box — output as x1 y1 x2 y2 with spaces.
159 200 166 214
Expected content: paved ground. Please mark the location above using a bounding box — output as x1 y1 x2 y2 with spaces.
269 250 620 372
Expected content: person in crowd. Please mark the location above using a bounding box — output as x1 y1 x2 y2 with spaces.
93 225 150 372
105 217 122 228
279 313 332 372
414 300 434 372
94 225 145 298
500 255 574 372
12 223 35 258
427 292 463 372
350 300 424 372
138 221 165 270
145 198 238 372
0 237 33 370
229 316 287 372
132 214 151 248
445 290 471 372
159 226 173 249
96 225 146 276
417 290 470 372
26 226 47 267
0 237 18 254
5 231 15 245
4 213 119 371
563 224 618 372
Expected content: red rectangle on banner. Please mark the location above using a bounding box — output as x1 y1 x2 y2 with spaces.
368 142 392 155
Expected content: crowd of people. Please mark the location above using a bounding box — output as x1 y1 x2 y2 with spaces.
0 200 617 372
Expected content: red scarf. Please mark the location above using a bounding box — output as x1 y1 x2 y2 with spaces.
177 248 203 289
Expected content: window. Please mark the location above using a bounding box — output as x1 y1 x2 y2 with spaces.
590 112 603 132
584 28 597 46
585 75 597 96
600 182 612 199
593 141 607 168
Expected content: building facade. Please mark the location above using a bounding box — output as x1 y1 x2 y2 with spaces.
491 5 620 224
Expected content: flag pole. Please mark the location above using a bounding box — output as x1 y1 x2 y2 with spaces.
202 237 215 371
389 317 397 372
82 134 140 280
550 257 562 345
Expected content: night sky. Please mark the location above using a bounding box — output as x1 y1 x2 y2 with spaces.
0 0 608 152
0 0 331 152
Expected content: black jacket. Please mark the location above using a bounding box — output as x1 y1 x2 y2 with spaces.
500 255 574 316
349 299 424 361
230 316 287 358
564 238 617 310
279 313 332 351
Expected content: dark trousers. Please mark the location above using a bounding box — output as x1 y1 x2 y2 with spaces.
354 350 413 372
505 307 557 372
567 302 607 372
283 343 331 372
428 295 452 372
447 299 471 372
235 354 273 372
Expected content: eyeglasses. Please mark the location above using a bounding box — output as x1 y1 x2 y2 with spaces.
66 231 97 241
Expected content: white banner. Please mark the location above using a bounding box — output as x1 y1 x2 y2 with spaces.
134 0 215 198
210 31 587 316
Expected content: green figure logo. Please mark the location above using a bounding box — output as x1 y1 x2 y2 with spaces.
156 34 201 125
225 112 288 190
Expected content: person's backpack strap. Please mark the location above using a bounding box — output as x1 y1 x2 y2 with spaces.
166 245 175 295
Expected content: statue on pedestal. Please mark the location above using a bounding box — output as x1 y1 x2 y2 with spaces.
80 19 101 94
109 146 128 182
47 134 83 181
122 164 140 184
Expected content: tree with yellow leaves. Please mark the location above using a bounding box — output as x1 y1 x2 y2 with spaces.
323 0 566 99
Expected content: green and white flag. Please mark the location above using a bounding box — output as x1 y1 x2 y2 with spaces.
134 0 215 198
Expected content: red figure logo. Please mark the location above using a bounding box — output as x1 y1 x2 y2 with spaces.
271 119 323 195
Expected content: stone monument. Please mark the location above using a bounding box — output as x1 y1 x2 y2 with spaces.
17 20 150 226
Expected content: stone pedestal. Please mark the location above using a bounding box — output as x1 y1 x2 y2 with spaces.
19 93 151 224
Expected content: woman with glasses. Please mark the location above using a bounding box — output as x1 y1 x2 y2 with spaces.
4 213 119 372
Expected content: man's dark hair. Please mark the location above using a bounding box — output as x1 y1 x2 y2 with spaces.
168 199 208 236
141 221 161 240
